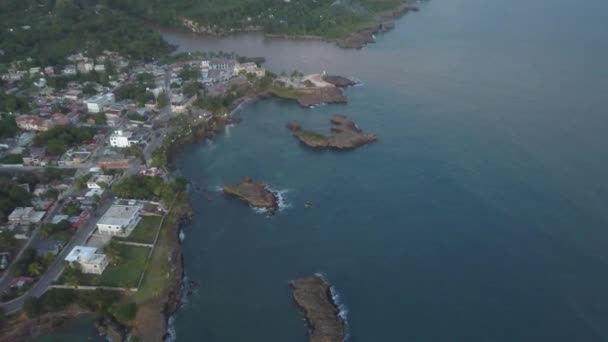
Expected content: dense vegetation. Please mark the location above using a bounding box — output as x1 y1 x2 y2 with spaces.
22 288 137 325
114 72 156 106
112 175 187 204
33 125 96 155
0 175 32 222
0 0 171 66
106 0 403 38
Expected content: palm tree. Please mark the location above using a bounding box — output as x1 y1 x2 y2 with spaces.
104 241 122 265
28 262 43 277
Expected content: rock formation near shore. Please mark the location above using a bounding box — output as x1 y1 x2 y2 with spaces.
223 177 278 212
291 275 346 342
322 75 357 88
287 115 377 150
337 6 419 49
270 87 347 107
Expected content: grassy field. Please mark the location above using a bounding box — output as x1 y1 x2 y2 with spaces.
134 193 188 303
117 216 162 245
77 245 149 288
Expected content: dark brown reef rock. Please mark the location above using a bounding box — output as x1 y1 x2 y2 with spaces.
287 114 377 150
291 275 346 342
322 75 357 88
223 177 278 212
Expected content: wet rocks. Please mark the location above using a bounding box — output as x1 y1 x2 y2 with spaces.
223 177 278 211
287 115 377 150
321 75 357 88
291 275 346 342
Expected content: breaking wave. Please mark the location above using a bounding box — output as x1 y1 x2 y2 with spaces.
250 187 292 216
315 272 350 341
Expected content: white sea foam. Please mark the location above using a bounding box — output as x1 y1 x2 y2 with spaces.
211 185 224 192
249 186 292 216
164 312 177 342
314 273 350 341
273 187 293 212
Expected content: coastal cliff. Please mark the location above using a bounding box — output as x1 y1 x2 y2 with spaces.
291 275 346 342
287 115 377 150
223 178 278 212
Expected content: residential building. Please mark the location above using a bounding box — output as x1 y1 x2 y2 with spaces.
96 204 142 236
22 147 46 166
8 207 45 224
85 93 115 113
65 246 109 274
109 130 141 148
233 62 266 77
97 159 129 169
15 115 52 131
62 65 77 76
210 59 234 71
87 175 114 189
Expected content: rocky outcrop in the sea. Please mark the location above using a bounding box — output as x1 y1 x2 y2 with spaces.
291 275 346 342
287 115 377 150
223 177 278 211
322 75 357 88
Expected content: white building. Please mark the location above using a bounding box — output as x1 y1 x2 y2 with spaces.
8 207 45 224
96 204 142 236
85 93 115 113
65 246 109 274
86 174 114 189
109 130 142 148
233 62 266 77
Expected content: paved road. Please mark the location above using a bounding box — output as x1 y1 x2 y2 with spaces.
0 199 113 314
0 188 73 293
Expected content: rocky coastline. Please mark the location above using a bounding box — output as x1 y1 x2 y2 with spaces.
178 2 419 49
287 114 378 150
291 275 346 342
269 86 347 108
223 177 279 213
322 75 358 88
337 5 420 49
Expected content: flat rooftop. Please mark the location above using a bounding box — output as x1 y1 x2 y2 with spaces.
97 204 140 227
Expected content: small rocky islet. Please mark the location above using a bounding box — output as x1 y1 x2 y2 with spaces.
291 275 346 342
223 177 278 212
287 115 377 150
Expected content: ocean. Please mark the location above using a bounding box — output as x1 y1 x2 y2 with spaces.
45 0 608 340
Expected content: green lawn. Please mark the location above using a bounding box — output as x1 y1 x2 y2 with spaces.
78 245 149 288
117 216 162 244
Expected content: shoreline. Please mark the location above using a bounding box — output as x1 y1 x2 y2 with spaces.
155 1 420 49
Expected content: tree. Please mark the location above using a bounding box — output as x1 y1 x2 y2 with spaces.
0 307 6 328
95 113 107 125
63 264 82 287
82 83 98 96
110 301 137 324
104 241 122 265
27 262 43 277
157 92 169 109
23 297 42 318
43 189 60 200
39 225 51 239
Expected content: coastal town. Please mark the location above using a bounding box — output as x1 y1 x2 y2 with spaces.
0 45 364 340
